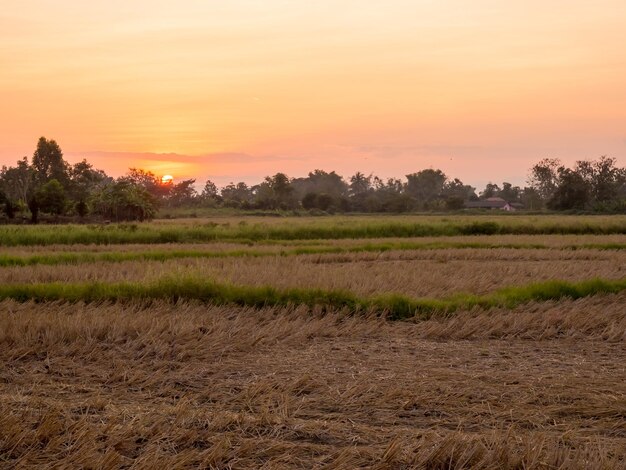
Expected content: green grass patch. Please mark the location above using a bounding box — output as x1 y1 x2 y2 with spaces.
1 277 623 320
1 241 623 268
0 216 625 246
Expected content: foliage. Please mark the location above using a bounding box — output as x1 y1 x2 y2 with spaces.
406 169 447 209
36 179 67 215
0 137 624 221
31 137 69 187
91 181 158 221
167 179 198 207
527 158 561 203
547 168 591 210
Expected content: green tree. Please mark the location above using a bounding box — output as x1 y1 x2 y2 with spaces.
255 173 296 209
528 158 561 205
68 159 110 216
221 182 252 208
349 172 372 197
122 168 170 200
0 157 34 205
520 187 542 210
168 179 198 207
292 170 348 200
200 179 221 206
32 137 69 187
499 182 521 202
36 179 67 215
405 169 447 208
443 178 476 201
547 168 590 210
91 180 158 221
479 183 500 199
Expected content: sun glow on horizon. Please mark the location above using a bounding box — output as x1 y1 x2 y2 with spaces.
161 175 174 184
1 1 625 186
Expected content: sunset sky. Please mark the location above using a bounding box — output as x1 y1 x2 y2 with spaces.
1 1 625 188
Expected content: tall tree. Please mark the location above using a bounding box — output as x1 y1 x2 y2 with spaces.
221 182 252 208
36 179 67 216
349 172 372 197
528 158 561 204
31 137 69 187
0 157 33 204
91 180 158 221
68 159 109 214
547 168 591 210
499 182 521 202
168 179 198 207
405 169 447 208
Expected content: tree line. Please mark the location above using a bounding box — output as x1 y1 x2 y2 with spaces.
1 137 624 222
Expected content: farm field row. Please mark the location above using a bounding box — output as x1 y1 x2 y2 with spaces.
1 297 625 468
2 233 625 255
1 215 624 468
1 214 625 246
0 247 623 299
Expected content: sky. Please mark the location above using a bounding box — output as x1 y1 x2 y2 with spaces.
1 0 625 188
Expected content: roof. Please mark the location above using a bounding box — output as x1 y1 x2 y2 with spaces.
464 198 525 209
465 199 510 209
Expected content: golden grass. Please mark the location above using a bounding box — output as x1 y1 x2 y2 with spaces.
1 233 623 255
414 293 626 340
1 248 622 299
1 220 624 468
2 235 626 256
1 300 625 468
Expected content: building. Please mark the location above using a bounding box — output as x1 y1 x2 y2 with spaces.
464 197 523 211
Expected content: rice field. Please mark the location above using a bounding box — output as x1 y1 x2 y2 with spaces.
1 214 625 468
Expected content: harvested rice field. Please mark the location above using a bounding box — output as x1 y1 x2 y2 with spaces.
1 215 625 468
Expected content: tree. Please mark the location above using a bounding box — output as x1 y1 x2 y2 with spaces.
520 187 542 210
349 172 372 197
547 168 590 210
91 180 158 221
528 158 561 204
122 168 170 200
443 178 476 201
221 182 252 208
68 159 110 216
36 179 67 216
480 183 500 199
69 160 109 195
301 192 318 210
168 179 198 207
32 137 69 187
200 179 221 206
499 182 521 202
406 169 447 208
292 170 348 200
0 157 33 204
373 178 411 213
584 156 622 204
255 173 297 209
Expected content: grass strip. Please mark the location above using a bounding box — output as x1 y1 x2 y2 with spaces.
0 241 624 268
1 277 624 320
1 219 625 246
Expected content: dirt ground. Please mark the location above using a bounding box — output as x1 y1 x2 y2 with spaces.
1 298 625 469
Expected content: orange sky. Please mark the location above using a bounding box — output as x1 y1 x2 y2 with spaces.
1 1 625 187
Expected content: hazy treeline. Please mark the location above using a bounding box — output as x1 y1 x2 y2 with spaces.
1 137 625 222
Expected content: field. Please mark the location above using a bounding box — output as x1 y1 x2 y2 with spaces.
1 214 625 468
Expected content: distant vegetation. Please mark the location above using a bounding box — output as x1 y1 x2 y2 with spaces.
0 215 625 246
1 137 625 222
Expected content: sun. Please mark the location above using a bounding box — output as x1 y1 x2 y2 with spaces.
161 175 174 184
